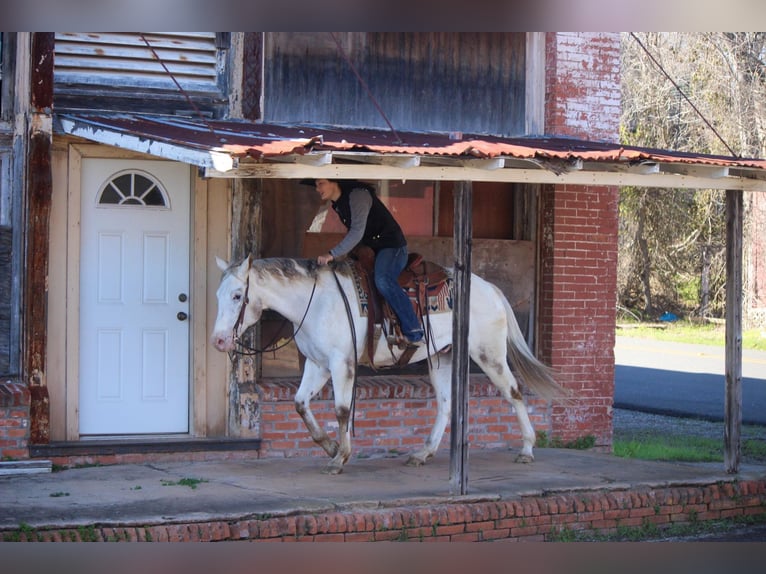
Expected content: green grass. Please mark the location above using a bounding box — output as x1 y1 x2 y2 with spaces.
548 513 766 542
613 427 766 464
616 319 766 351
614 436 723 462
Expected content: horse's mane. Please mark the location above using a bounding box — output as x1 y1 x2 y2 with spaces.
234 257 354 282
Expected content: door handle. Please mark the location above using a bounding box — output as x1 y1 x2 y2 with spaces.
177 311 188 321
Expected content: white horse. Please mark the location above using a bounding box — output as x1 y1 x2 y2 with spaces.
211 255 566 474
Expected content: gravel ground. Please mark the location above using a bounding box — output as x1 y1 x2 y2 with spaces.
613 407 766 448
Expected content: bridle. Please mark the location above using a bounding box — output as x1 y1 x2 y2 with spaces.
229 272 318 357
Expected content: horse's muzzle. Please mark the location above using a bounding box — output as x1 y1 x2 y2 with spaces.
211 333 235 352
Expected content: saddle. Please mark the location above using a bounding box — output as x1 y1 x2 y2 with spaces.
349 245 449 367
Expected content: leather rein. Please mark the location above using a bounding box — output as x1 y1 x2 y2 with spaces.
230 272 318 356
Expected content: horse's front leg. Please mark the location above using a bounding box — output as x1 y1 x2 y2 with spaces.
407 354 453 466
323 356 356 475
294 359 337 459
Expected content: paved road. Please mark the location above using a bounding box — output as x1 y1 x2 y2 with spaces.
614 335 766 425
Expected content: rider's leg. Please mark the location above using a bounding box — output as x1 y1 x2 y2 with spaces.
374 246 424 343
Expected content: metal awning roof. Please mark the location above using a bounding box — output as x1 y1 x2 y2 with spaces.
57 112 766 191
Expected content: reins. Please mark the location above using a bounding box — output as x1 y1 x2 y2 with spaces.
230 273 318 357
331 267 359 435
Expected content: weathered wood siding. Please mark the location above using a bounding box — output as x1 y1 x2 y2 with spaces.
264 33 526 136
0 226 11 374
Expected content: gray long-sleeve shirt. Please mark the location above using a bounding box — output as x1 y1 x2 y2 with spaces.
329 189 372 258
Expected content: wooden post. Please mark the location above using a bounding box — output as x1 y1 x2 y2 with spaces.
24 33 55 445
724 189 743 473
450 180 472 494
227 178 262 436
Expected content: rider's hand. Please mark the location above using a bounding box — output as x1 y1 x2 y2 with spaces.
317 253 334 266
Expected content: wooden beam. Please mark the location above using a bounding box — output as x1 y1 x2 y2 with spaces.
450 180 472 495
204 162 766 191
581 161 660 175
460 158 505 170
269 152 332 166
724 188 743 474
661 164 729 179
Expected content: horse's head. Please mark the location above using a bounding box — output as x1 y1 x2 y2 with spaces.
210 255 261 352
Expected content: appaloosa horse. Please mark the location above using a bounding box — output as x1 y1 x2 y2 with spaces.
211 255 565 474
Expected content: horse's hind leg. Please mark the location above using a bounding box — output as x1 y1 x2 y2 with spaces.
294 359 338 459
406 354 452 466
473 350 536 463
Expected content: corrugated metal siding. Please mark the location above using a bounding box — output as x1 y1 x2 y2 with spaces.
264 32 526 136
55 32 219 92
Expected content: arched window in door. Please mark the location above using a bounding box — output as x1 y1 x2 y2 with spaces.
97 170 169 208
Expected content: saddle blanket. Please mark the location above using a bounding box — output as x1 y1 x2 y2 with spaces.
352 268 453 318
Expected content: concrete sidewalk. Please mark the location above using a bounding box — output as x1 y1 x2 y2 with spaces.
2 448 765 531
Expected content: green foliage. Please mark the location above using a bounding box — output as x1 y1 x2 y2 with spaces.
536 431 596 450
617 320 766 351
160 477 209 490
614 437 722 462
618 33 766 320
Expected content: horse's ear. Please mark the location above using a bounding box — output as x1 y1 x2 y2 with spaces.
235 255 251 278
215 256 229 272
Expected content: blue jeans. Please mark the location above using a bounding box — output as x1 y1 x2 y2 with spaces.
374 246 424 342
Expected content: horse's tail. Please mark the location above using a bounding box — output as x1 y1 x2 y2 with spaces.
492 284 570 403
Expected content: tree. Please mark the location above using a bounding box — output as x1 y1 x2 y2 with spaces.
619 33 766 322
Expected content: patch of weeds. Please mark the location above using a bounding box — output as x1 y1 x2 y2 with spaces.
3 522 35 542
49 491 70 498
397 528 409 542
144 527 153 542
547 525 577 542
78 525 98 542
74 462 102 469
51 464 67 473
536 431 596 450
160 477 208 490
614 437 722 462
131 485 142 491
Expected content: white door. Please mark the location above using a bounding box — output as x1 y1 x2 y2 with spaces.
79 159 190 435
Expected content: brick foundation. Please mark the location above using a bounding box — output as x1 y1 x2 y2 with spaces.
3 479 763 542
0 380 31 460
256 374 557 458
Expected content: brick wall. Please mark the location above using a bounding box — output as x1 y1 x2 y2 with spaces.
0 381 31 460
3 479 762 542
545 32 621 141
538 32 621 446
256 376 552 459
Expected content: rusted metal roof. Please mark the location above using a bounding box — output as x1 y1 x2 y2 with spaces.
56 112 766 190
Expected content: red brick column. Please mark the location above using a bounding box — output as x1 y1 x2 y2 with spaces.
539 184 619 447
538 32 621 446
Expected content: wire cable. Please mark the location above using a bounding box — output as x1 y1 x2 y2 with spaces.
629 32 739 158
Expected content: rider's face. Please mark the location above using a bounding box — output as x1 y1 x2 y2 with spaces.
315 179 341 202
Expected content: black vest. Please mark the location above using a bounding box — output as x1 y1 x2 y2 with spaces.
332 185 406 253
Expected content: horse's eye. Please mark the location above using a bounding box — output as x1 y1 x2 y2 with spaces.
233 293 242 302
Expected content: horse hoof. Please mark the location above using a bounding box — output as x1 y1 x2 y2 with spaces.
514 453 534 464
405 453 430 467
322 463 344 475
